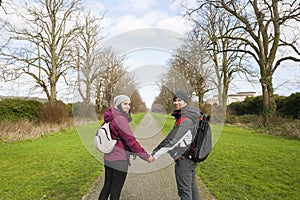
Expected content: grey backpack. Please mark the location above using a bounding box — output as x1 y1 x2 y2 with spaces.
186 115 212 162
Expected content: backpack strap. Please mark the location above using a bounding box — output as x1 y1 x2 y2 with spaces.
116 136 137 160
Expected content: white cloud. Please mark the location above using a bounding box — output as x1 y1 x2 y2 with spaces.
116 0 156 14
107 15 151 35
102 10 191 37
157 15 192 34
84 0 192 37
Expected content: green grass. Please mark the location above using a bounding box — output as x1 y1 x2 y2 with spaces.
153 113 300 200
0 113 146 200
199 126 300 200
151 112 174 136
2 113 299 199
0 128 101 200
130 112 147 130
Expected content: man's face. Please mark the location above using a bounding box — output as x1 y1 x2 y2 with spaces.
173 98 187 110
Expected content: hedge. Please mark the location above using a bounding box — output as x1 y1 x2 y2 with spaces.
0 98 42 122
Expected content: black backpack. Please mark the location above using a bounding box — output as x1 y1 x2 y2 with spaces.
186 115 212 162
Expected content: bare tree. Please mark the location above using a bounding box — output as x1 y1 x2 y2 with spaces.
130 91 147 113
186 5 247 109
0 0 83 103
94 47 126 112
124 78 147 113
188 0 300 126
154 80 175 113
74 12 104 106
0 0 7 14
168 34 213 110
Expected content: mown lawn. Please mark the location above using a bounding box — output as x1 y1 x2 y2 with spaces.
0 128 101 200
152 113 300 200
199 126 300 200
151 112 174 135
0 112 146 200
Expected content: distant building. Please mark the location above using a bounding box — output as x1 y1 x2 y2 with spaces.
207 92 256 105
227 92 256 105
0 95 48 103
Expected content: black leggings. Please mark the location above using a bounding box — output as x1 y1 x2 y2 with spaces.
98 160 128 200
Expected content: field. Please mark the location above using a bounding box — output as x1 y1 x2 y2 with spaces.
0 113 146 200
152 113 300 200
1 112 299 199
0 128 100 200
198 125 300 200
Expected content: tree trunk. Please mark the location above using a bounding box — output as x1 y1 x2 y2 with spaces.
198 92 204 111
49 80 57 104
260 75 276 127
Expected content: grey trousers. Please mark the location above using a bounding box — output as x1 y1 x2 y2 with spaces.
175 158 200 200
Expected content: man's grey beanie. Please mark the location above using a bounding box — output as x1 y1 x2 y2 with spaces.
173 90 189 103
114 95 130 107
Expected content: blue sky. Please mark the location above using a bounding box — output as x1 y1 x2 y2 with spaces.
82 0 192 107
83 0 190 36
1 0 299 105
83 0 299 104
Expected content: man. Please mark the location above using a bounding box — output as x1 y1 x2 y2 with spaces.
152 90 201 200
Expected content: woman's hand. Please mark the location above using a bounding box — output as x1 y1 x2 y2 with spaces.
147 155 156 163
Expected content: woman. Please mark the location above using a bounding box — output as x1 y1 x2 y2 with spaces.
98 94 154 200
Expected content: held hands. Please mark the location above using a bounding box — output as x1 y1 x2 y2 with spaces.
147 155 156 163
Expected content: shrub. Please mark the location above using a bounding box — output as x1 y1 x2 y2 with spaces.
225 114 258 125
201 103 212 115
0 98 42 122
256 117 300 138
71 102 97 122
227 96 263 115
66 103 74 117
38 101 69 124
227 94 300 119
0 119 70 142
277 92 300 119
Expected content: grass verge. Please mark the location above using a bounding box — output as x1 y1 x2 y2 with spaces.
0 119 73 142
151 112 174 136
130 112 147 130
0 128 100 200
0 112 147 200
199 126 300 200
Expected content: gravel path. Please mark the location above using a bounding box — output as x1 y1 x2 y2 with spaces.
82 113 215 200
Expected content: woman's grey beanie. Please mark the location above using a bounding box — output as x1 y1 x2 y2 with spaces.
114 95 130 107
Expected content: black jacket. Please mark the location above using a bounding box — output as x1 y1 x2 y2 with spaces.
152 105 201 160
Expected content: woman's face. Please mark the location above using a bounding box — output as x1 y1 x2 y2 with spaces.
121 100 131 113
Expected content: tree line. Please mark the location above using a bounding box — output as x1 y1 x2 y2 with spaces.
228 92 300 119
1 0 299 127
153 0 299 127
0 0 147 119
